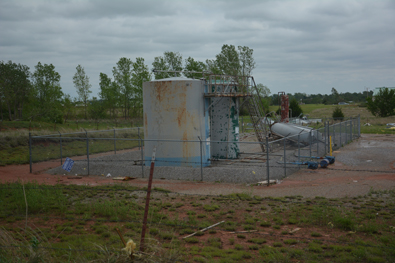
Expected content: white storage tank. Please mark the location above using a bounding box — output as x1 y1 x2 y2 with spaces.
143 77 210 167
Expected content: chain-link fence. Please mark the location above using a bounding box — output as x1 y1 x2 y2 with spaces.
29 116 360 183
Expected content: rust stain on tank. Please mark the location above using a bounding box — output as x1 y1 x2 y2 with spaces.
177 92 187 127
155 81 173 103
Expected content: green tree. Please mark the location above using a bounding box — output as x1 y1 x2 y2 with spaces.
332 106 344 120
366 88 395 117
238 46 255 77
31 62 63 123
215 44 240 76
113 57 134 119
152 51 183 79
89 97 106 120
289 98 303 117
331 87 340 104
99 72 118 118
0 60 32 121
62 94 76 122
131 57 151 117
205 59 222 74
184 57 207 79
73 65 92 119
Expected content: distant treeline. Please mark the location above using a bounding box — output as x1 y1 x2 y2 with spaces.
269 89 373 106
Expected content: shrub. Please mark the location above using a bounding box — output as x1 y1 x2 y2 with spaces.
332 106 344 120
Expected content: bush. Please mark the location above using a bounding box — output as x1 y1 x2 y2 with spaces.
366 87 395 117
289 98 303 117
332 106 344 120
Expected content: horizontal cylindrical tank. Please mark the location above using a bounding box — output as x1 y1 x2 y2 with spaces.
271 123 323 143
143 77 210 167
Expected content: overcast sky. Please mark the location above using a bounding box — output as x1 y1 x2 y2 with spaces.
1 0 394 98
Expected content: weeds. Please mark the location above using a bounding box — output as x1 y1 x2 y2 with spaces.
1 183 395 262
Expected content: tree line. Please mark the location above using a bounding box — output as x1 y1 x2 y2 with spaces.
1 44 393 123
1 44 259 123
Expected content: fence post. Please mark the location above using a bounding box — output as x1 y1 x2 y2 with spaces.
333 123 336 149
283 137 286 178
324 122 327 154
112 127 116 154
309 130 312 160
139 134 144 178
266 136 270 186
58 131 63 165
138 127 140 150
241 116 244 133
198 136 203 181
29 132 32 173
358 115 361 137
350 119 353 142
140 146 156 253
298 133 301 168
83 128 89 175
340 121 342 147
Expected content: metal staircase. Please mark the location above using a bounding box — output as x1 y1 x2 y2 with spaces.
246 95 267 152
245 78 269 152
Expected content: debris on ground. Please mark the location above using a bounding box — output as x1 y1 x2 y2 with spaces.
257 179 277 185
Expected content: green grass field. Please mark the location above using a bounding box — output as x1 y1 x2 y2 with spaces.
1 181 394 262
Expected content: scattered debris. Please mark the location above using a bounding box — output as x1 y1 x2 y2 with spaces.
289 228 301 234
183 221 225 239
364 123 371 126
257 180 277 185
230 230 258 233
106 173 112 178
113 177 136 181
67 176 82 179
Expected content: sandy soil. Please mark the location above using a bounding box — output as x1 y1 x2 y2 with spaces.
1 134 394 198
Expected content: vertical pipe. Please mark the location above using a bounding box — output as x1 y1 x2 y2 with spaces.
283 137 286 178
29 132 32 173
266 136 270 186
140 146 156 253
198 136 203 181
58 131 63 165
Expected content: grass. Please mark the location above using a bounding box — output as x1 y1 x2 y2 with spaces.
2 182 395 262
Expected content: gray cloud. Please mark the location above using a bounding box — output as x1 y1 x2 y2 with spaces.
1 0 394 97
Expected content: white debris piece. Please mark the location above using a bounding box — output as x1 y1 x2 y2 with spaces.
257 179 277 185
106 173 112 178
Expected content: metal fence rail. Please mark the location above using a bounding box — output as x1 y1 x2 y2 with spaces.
29 116 361 183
